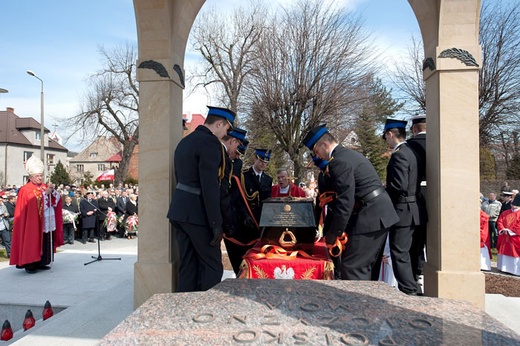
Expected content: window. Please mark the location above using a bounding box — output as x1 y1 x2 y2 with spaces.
98 164 106 171
47 154 55 165
90 152 98 158
77 164 84 173
35 132 41 140
23 151 33 161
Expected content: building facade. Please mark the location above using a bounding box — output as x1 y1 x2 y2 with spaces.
0 107 68 186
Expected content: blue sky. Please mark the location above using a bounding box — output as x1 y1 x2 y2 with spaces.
0 0 420 151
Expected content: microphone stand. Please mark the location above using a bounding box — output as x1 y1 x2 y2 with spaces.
83 199 121 266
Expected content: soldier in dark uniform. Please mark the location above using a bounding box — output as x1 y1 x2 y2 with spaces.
167 106 235 292
303 125 399 281
220 128 251 274
383 119 421 295
407 114 428 289
232 140 248 177
242 149 273 224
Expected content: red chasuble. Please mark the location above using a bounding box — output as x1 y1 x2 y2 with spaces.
496 209 520 258
271 183 306 198
9 182 64 267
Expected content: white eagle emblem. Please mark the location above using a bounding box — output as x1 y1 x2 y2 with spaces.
274 265 295 279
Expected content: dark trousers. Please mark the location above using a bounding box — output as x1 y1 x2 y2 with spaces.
389 224 418 294
489 220 498 248
410 223 427 278
63 223 75 244
82 228 95 241
0 227 11 256
173 221 223 292
340 228 388 281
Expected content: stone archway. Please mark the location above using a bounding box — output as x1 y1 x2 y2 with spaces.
133 0 484 309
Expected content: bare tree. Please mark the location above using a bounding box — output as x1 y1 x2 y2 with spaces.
391 1 520 146
245 0 376 179
64 44 139 184
390 35 426 114
479 1 520 144
189 0 267 116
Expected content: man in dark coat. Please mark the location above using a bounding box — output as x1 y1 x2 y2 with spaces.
303 125 399 281
383 119 421 295
407 114 428 289
241 149 273 224
167 106 235 292
97 190 116 240
79 191 98 244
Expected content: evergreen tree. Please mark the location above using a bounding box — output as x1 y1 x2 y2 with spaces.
354 77 403 181
480 147 496 180
50 160 71 185
83 171 94 188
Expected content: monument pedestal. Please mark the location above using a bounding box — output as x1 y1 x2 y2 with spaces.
100 280 520 345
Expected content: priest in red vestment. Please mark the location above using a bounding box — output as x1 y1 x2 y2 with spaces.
10 156 63 274
496 194 520 276
480 209 491 270
271 168 306 198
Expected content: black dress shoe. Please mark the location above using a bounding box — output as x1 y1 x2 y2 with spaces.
37 265 51 270
88 239 96 243
25 267 37 274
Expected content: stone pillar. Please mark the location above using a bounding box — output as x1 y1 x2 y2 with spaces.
409 0 485 308
133 0 205 308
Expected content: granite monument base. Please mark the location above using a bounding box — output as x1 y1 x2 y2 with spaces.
100 280 520 345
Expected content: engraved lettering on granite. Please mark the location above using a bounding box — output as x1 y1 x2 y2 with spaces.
329 303 350 311
379 334 399 346
228 315 247 325
262 315 281 326
325 333 335 345
340 333 370 345
350 317 370 326
264 301 282 310
192 313 215 323
321 316 342 327
301 302 321 312
292 318 311 326
386 317 398 329
294 332 310 344
408 318 433 329
233 330 259 343
263 330 284 343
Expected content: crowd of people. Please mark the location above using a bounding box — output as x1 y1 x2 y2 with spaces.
1 154 139 273
167 105 429 296
480 187 520 276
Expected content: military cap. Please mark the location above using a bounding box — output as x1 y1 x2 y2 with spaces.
382 119 408 139
302 124 328 150
207 106 236 129
410 114 426 125
227 127 247 142
255 149 272 163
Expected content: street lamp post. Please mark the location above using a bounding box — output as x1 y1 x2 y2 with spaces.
26 70 45 181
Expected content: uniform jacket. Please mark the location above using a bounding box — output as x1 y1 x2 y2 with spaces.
167 125 223 228
242 167 273 222
386 142 421 227
407 133 426 182
220 149 234 234
328 145 398 236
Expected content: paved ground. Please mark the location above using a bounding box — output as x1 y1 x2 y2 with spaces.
0 239 518 345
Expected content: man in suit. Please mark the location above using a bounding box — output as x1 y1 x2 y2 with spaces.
167 106 235 292
62 195 80 244
303 125 399 281
97 190 116 240
383 119 421 295
242 149 273 224
115 190 128 238
79 191 98 244
407 114 428 291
